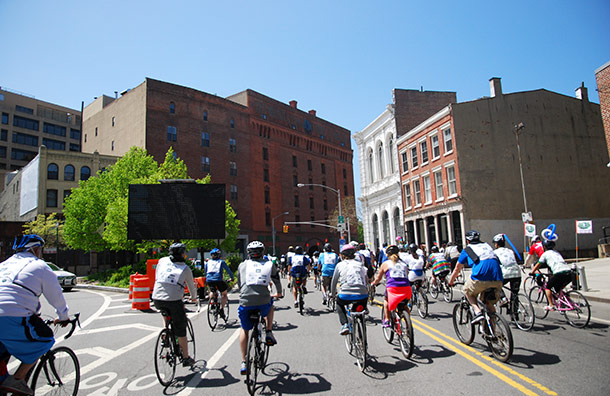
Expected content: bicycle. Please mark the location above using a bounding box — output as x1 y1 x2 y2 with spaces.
154 310 196 386
429 272 453 303
528 273 590 328
381 299 414 359
244 309 272 395
497 284 535 331
207 284 230 330
343 301 368 372
326 292 336 312
368 284 376 305
293 276 306 315
452 289 514 362
410 280 428 319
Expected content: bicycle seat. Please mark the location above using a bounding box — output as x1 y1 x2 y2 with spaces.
481 288 498 303
350 304 366 314
248 310 262 321
396 300 408 311
159 309 171 319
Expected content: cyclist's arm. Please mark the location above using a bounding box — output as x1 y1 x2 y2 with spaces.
270 262 282 297
448 262 464 286
39 263 70 321
371 263 386 286
222 261 235 281
184 267 198 301
330 266 340 296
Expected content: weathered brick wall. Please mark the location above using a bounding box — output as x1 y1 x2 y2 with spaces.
595 62 610 159
393 89 457 137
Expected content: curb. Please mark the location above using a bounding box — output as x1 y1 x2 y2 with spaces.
75 284 129 294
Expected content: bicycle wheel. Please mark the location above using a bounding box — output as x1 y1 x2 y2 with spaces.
207 299 219 330
528 285 549 319
486 313 513 362
344 319 353 354
381 307 393 343
564 291 591 328
354 317 367 372
522 276 536 294
31 346 80 396
245 329 259 395
328 297 336 312
186 319 196 360
443 282 453 303
430 282 439 299
398 311 414 359
299 291 304 315
512 294 535 331
153 329 176 386
452 302 475 345
416 289 428 319
223 299 230 322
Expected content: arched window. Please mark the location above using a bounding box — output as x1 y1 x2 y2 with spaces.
393 207 402 240
203 110 208 121
47 163 58 180
378 143 385 179
382 211 390 244
372 214 380 250
367 148 374 183
387 136 395 173
80 166 91 181
64 164 75 181
169 102 175 114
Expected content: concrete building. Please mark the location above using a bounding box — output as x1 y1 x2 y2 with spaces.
0 87 82 192
397 78 610 255
82 78 354 254
354 89 456 251
595 60 610 164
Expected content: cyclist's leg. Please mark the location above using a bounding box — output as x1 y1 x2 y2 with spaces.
237 305 255 363
463 278 484 315
336 297 349 325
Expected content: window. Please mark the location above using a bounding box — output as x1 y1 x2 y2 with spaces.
434 170 444 200
431 135 440 159
423 175 432 203
404 184 412 209
266 211 271 226
167 126 177 142
292 155 297 168
230 184 238 200
64 165 75 181
63 190 71 202
95 127 98 137
321 163 326 174
80 166 91 181
70 143 80 151
70 129 81 140
13 132 38 146
203 110 208 121
230 118 235 128
388 137 395 173
263 168 269 182
307 159 312 171
15 105 34 114
11 148 36 161
263 147 268 160
323 199 328 210
295 215 301 228
401 152 409 173
367 150 374 182
294 194 299 208
264 189 270 204
413 180 421 206
1 113 8 124
201 156 210 172
0 146 6 158
14 115 39 131
42 138 65 150
111 140 115 151
308 178 313 189
410 146 418 168
43 123 65 137
443 128 453 153
309 197 314 209
447 166 457 196
47 189 58 207
47 163 58 179
201 132 210 147
112 116 115 127
378 143 385 178
343 168 347 178
293 174 298 186
169 102 175 114
1 129 7 141
229 161 237 176
229 138 236 152
84 134 87 143
344 184 348 196
420 141 428 164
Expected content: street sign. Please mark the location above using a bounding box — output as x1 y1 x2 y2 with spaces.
337 223 345 232
576 220 593 234
524 223 536 238
338 216 345 224
521 212 533 222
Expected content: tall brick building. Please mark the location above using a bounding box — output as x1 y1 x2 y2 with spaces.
595 60 610 164
82 78 354 255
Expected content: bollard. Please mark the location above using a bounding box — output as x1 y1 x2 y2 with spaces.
570 264 580 290
578 266 589 291
128 272 139 301
132 276 150 310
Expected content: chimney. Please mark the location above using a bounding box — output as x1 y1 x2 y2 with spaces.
289 100 297 109
308 109 316 117
575 82 588 102
489 77 502 97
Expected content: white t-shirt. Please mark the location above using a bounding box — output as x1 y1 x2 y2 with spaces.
538 250 571 274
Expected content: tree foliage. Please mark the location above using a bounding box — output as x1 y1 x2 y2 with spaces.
328 195 358 240
22 213 65 248
63 147 240 254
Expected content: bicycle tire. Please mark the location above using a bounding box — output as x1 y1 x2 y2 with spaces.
207 298 219 330
344 318 353 355
223 299 230 323
564 291 591 328
153 329 176 386
512 293 535 331
31 346 80 396
452 302 475 345
416 289 428 319
398 311 414 359
486 313 513 362
430 283 439 299
245 327 258 395
382 307 393 343
186 318 196 360
328 297 336 312
522 276 536 295
299 290 304 315
443 282 453 303
354 317 367 372
528 285 549 319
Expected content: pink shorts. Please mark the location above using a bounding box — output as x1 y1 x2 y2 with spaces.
386 286 412 311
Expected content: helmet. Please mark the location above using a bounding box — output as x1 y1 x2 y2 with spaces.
358 243 366 250
247 241 265 258
295 246 304 255
169 243 187 260
340 243 356 258
323 243 333 252
13 234 45 251
288 246 294 252
210 248 221 257
408 243 418 253
430 245 439 253
542 239 555 250
465 230 480 242
492 233 506 247
386 245 400 256
532 236 541 243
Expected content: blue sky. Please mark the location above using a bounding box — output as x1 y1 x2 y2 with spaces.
1 1 609 198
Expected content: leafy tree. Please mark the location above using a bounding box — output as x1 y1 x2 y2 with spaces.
328 195 358 240
22 213 65 248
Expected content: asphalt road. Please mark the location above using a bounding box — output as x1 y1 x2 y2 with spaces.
24 281 610 396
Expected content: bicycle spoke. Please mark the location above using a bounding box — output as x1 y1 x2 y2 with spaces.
564 291 591 328
154 329 176 387
31 347 80 396
486 313 513 362
452 302 475 345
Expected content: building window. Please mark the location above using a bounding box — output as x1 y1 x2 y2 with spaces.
447 166 457 196
201 132 210 147
42 138 65 150
0 146 6 158
388 137 395 173
343 168 347 179
321 163 326 174
264 168 269 182
1 129 7 141
95 127 98 137
15 105 34 114
431 135 440 159
434 170 444 200
47 163 58 180
420 141 428 164
413 180 421 206
229 138 236 152
14 115 39 131
307 159 312 171
309 197 314 209
81 166 91 181
201 156 210 172
292 155 297 168
411 146 418 168
229 161 237 176
112 116 115 127
423 175 432 203
47 189 58 208
63 190 71 202
230 118 235 128
378 143 385 178
401 151 409 173
263 147 269 160
323 198 328 210
1 113 8 124
264 188 270 204
70 129 81 140
230 184 238 200
344 184 348 196
308 178 313 189
404 184 412 209
169 102 175 114
70 143 80 151
293 174 298 186
64 164 75 181
167 126 177 142
443 128 453 153
111 140 115 151
203 110 208 121
367 149 374 182
294 194 299 208
11 148 36 161
266 211 271 226
13 132 39 147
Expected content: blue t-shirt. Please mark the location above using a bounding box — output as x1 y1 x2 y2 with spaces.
319 252 339 277
457 242 503 282
205 259 234 282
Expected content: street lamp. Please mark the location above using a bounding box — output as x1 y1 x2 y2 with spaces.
55 221 60 265
297 183 347 240
514 122 529 257
272 211 289 256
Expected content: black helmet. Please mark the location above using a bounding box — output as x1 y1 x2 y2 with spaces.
542 239 555 250
386 245 400 256
324 243 333 252
465 230 480 242
247 241 265 258
430 245 439 253
169 243 186 261
408 243 418 253
295 246 304 255
492 234 505 247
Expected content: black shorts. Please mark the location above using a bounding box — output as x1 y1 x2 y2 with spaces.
547 271 572 294
153 299 188 337
207 281 229 293
322 276 333 290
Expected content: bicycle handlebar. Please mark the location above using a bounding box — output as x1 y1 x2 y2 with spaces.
45 312 81 339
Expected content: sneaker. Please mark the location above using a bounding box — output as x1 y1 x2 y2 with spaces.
182 356 195 367
0 375 33 396
219 310 226 320
265 331 277 346
471 312 485 324
322 297 327 305
340 324 350 335
240 361 248 375
303 287 308 294
294 301 299 308
382 319 390 328
544 305 556 311
499 297 509 307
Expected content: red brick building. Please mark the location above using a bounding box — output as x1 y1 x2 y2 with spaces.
595 60 610 163
82 78 354 255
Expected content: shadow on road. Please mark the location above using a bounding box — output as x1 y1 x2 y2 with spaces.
255 362 332 395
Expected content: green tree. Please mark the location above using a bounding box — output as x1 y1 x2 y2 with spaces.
22 213 65 248
328 195 358 240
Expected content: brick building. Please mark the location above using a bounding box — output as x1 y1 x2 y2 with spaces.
595 60 610 165
82 78 354 255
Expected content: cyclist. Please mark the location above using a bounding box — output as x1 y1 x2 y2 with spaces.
237 241 282 375
427 245 451 287
330 244 369 335
371 245 411 328
288 246 310 308
152 243 198 367
492 234 521 308
319 243 339 305
0 235 70 396
311 250 321 290
525 236 544 268
205 248 234 320
444 242 462 272
529 240 572 311
448 230 503 324
405 243 426 285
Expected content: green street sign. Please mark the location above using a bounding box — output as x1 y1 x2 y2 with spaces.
338 216 345 224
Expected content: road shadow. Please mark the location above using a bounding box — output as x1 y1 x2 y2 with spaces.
410 344 456 364
253 362 332 395
363 354 416 379
195 365 241 388
507 347 561 368
163 359 209 395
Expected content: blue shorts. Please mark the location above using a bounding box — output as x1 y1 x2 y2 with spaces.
238 300 273 331
0 316 55 365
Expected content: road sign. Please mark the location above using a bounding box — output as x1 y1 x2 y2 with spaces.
338 216 345 224
337 223 345 232
521 212 533 222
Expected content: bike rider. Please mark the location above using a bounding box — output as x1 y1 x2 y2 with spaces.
525 236 544 268
529 240 572 311
152 243 198 367
444 241 462 272
205 248 234 320
371 245 412 328
405 243 426 286
288 246 310 308
312 250 322 289
492 234 521 308
448 230 504 324
0 235 70 396
427 245 451 287
319 243 339 305
331 244 370 335
237 241 282 375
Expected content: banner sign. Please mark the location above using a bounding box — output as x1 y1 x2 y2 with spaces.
524 223 536 238
576 220 593 234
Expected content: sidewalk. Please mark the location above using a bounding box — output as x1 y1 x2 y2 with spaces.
573 257 610 304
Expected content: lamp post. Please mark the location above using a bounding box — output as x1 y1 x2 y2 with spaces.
55 221 60 265
297 183 345 240
514 122 529 257
272 211 289 256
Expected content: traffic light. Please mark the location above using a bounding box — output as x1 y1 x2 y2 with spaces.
283 225 289 233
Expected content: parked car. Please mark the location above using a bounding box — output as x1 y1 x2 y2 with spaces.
46 262 77 292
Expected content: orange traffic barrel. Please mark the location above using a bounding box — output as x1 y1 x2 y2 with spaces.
129 273 140 300
132 276 150 310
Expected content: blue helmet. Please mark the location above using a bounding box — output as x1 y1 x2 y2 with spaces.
13 234 45 251
210 248 221 257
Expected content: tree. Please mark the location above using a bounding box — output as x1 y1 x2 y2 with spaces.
328 195 358 241
22 213 65 248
